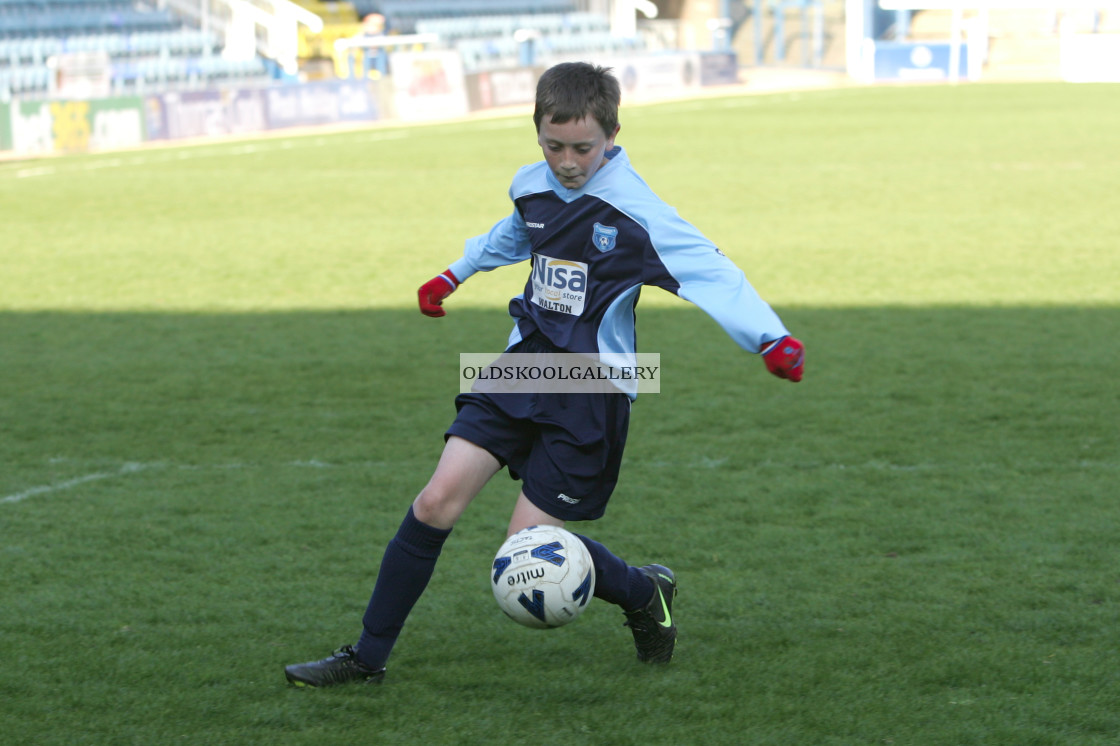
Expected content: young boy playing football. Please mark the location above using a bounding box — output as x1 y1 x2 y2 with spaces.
284 61 804 687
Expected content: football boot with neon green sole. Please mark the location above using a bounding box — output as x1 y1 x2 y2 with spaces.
623 564 677 663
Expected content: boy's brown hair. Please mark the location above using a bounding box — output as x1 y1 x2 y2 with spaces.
533 62 621 137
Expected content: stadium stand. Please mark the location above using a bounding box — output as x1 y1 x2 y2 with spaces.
0 0 274 99
353 0 579 32
0 0 179 38
410 8 654 73
417 11 626 72
0 0 663 100
310 0 653 77
415 10 610 42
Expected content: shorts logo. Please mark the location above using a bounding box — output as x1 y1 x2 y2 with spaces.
592 223 618 252
557 493 581 504
531 254 587 316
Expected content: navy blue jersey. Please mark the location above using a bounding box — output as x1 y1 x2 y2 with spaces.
449 146 789 367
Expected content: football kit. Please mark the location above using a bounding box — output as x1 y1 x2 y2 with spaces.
449 145 790 370
445 146 790 520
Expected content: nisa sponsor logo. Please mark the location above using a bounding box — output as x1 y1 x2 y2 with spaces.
530 254 587 316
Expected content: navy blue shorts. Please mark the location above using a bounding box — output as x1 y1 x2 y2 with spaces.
446 388 631 521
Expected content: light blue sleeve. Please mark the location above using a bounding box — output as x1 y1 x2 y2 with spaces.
662 241 790 354
602 168 789 354
448 182 534 283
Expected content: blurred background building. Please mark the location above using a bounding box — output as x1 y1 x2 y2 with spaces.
1 0 1116 154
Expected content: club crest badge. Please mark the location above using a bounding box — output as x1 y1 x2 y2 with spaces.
592 223 618 253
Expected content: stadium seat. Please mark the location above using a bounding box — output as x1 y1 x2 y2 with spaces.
0 0 275 97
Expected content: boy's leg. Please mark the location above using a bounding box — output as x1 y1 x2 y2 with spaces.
507 493 678 664
285 437 501 687
356 437 502 667
577 531 678 664
507 492 652 609
353 505 450 670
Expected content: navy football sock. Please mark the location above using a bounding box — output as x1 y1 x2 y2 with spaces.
356 506 452 670
575 534 654 612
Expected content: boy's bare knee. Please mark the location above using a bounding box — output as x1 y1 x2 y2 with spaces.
411 486 459 529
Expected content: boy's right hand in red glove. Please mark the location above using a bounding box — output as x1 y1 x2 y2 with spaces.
418 270 460 317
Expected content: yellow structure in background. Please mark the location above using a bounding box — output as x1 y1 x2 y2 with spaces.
292 1 397 79
294 0 363 72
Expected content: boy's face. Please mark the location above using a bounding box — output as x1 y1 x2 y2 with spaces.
537 114 619 190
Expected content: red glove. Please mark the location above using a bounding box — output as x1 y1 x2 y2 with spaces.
762 336 804 382
418 270 459 317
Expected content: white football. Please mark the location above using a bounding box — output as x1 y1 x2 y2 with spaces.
491 525 596 629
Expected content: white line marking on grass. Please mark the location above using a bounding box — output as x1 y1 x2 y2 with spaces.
1 462 151 505
15 166 55 178
8 129 411 180
3 457 428 505
84 158 125 170
291 459 333 468
353 131 410 144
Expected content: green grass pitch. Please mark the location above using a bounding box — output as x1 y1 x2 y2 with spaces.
2 81 1118 745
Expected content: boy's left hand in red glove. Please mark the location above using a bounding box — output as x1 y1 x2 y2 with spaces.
762 336 804 382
